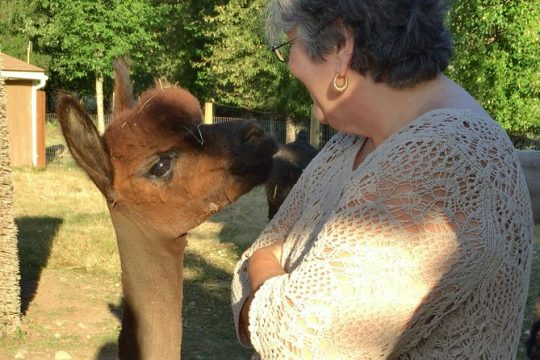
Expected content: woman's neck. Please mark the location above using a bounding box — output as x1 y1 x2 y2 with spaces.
334 74 475 147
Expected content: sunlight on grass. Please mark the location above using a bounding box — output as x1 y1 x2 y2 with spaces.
13 165 120 277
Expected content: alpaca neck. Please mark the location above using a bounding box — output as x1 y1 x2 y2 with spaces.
109 210 186 360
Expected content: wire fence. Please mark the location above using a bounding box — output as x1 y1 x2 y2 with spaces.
45 113 337 165
46 113 114 127
213 116 336 146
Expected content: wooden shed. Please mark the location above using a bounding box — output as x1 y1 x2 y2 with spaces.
0 52 48 167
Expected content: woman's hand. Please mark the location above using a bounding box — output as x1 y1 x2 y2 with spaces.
248 240 286 292
240 240 286 342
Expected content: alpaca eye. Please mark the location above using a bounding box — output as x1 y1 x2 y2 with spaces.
149 155 174 178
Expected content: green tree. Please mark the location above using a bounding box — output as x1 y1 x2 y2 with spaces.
198 0 311 120
0 0 50 69
26 0 162 132
146 0 229 100
447 0 540 137
1 0 30 60
201 0 539 135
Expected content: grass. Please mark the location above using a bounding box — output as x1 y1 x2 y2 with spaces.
1 120 539 359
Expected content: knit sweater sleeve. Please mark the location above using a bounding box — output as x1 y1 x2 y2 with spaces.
245 134 507 358
231 146 320 346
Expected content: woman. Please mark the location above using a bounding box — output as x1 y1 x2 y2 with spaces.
231 0 533 358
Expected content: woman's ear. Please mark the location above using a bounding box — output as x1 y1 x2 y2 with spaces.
336 25 355 75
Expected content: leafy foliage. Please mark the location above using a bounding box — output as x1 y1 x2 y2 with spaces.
1 0 29 58
197 0 311 120
447 0 540 135
146 0 229 99
0 0 50 68
25 0 162 99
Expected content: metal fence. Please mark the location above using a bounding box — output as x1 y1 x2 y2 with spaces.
213 116 336 147
46 113 113 127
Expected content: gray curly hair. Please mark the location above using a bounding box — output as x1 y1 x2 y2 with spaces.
266 0 453 88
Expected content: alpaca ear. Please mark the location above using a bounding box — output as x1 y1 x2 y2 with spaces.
57 95 116 203
113 58 133 114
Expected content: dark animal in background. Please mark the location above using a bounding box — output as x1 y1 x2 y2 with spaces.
266 139 318 220
528 310 540 360
517 151 540 225
515 150 540 360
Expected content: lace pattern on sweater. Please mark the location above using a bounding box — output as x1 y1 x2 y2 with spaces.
231 109 533 359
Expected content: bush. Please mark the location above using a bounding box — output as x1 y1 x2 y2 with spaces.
447 0 540 137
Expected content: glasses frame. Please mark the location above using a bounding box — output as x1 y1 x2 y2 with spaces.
271 38 296 62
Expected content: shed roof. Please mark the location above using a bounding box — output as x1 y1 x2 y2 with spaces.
0 52 44 73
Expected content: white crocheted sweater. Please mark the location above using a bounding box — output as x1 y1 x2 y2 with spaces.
231 108 533 359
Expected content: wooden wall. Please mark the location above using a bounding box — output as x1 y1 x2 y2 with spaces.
6 80 32 166
5 80 45 167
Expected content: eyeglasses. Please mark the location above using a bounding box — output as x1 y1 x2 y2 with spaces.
271 38 296 62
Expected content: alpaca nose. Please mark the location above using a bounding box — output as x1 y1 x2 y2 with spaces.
240 121 264 144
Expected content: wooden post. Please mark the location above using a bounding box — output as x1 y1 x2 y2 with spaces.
36 90 46 168
204 102 214 124
309 105 320 149
96 76 105 134
285 117 296 144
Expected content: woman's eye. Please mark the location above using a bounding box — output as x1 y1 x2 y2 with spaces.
149 156 174 178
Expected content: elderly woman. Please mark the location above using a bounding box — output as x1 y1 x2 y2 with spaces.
231 0 533 358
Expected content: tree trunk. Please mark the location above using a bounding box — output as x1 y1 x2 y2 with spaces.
0 57 21 336
96 75 105 134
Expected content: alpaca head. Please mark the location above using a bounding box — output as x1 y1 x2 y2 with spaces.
57 61 277 240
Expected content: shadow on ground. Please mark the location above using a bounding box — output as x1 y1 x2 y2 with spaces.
17 216 63 314
181 253 252 360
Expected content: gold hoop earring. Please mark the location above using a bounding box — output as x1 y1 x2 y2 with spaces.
333 73 349 93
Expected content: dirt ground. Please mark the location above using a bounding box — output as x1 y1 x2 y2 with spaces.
0 268 121 360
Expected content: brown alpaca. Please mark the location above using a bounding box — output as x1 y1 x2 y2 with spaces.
57 62 277 359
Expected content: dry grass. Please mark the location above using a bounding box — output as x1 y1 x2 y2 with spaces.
13 165 120 277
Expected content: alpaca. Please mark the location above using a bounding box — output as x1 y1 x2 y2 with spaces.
528 281 540 360
57 61 277 359
266 139 318 219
